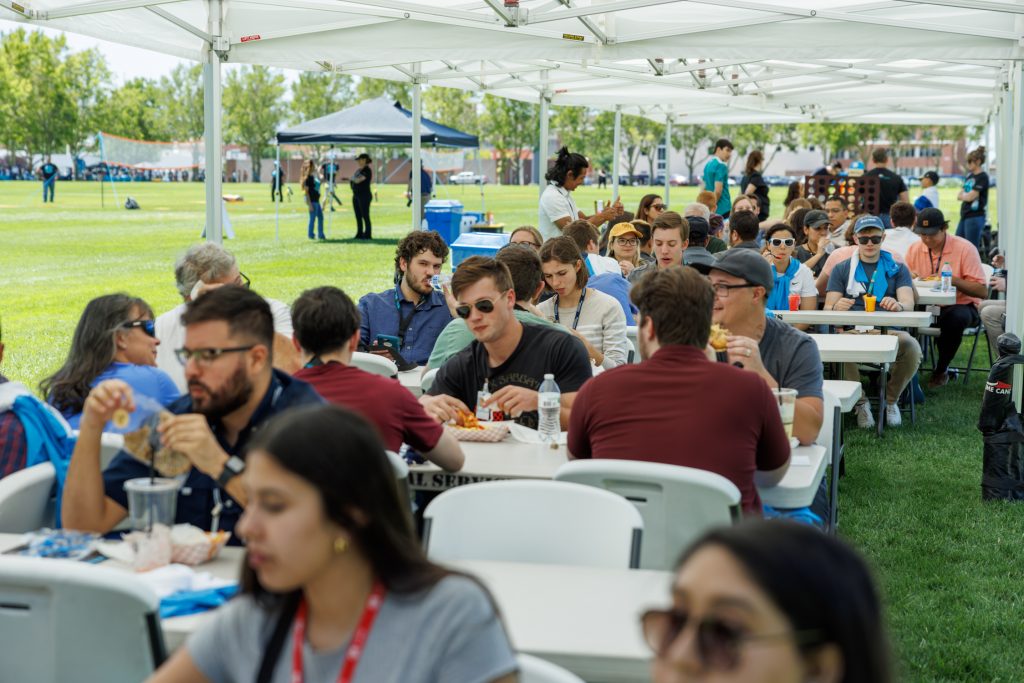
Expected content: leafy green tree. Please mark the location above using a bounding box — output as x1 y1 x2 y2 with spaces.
550 105 592 163
291 71 355 123
424 86 478 136
356 77 413 106
223 65 287 181
1 29 72 163
157 64 204 142
672 124 712 183
479 94 538 183
95 78 163 141
797 123 865 164
64 48 112 176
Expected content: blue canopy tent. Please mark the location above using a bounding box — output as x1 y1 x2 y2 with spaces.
274 97 479 239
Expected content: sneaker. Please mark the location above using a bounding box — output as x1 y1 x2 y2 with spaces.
855 402 875 429
928 371 950 389
885 402 902 427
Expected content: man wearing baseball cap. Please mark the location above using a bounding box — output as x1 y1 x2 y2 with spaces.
914 170 941 211
709 249 824 446
681 215 716 274
905 207 988 388
825 215 920 429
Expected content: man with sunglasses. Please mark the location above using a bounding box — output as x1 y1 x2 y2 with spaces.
155 243 296 392
825 215 920 428
422 257 592 430
710 250 824 447
63 286 323 541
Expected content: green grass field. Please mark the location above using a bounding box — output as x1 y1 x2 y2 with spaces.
1 179 1020 681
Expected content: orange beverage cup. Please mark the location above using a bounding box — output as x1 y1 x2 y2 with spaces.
863 295 877 312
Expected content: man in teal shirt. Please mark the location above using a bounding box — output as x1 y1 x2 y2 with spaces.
702 138 734 217
427 243 565 369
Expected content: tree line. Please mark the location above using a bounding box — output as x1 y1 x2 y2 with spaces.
1 28 975 183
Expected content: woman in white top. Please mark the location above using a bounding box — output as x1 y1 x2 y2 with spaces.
149 405 517 683
538 147 622 240
536 236 629 369
763 223 817 328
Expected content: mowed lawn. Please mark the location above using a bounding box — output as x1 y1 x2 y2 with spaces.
1 179 1021 681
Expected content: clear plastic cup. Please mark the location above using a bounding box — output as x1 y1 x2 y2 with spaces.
772 388 798 439
124 478 180 531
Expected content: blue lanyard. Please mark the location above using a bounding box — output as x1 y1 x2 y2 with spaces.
554 288 587 330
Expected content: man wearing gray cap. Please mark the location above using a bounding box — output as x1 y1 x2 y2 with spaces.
709 249 824 446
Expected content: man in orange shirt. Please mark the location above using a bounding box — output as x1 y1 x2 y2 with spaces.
904 208 988 388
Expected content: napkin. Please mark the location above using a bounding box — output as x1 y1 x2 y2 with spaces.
508 423 567 445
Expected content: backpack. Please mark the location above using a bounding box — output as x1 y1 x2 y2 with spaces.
124 196 140 210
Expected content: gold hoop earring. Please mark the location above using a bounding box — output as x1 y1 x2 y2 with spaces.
333 537 348 554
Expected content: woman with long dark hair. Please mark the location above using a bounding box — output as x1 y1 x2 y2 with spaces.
538 146 622 240
149 405 517 683
956 146 988 248
41 293 179 428
645 520 891 683
301 159 325 241
740 150 771 222
635 193 665 226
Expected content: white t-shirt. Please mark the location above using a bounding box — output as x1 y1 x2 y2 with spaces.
538 183 580 240
917 186 940 210
586 253 621 276
155 297 294 392
788 261 819 297
882 227 920 259
536 288 628 369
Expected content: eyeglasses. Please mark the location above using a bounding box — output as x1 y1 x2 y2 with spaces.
712 283 757 298
856 235 883 245
768 238 795 247
511 240 541 249
237 271 251 289
175 345 256 366
641 608 820 671
615 238 639 246
122 320 156 338
651 204 666 211
455 298 498 319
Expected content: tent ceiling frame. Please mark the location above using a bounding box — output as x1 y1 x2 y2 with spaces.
38 0 182 20
145 5 212 43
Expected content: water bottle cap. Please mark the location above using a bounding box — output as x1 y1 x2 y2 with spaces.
544 373 554 380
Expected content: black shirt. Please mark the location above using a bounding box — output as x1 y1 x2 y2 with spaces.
303 175 321 203
866 167 907 213
961 171 989 219
41 163 57 180
740 171 770 221
429 323 592 429
795 246 825 277
351 166 373 197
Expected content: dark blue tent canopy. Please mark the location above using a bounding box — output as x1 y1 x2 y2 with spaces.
275 97 478 147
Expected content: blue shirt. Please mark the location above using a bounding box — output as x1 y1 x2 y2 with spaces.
703 156 731 215
411 168 433 195
826 257 913 311
102 369 323 542
63 363 180 429
358 285 453 365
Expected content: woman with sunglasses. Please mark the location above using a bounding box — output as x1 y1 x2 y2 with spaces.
508 226 544 251
41 293 179 428
644 520 891 683
150 404 518 683
537 237 629 369
605 222 644 277
636 194 666 225
795 211 832 278
763 224 818 317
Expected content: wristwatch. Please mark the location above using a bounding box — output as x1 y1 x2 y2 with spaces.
216 455 245 489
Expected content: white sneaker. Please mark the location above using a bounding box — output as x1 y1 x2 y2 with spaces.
855 402 875 429
885 402 902 427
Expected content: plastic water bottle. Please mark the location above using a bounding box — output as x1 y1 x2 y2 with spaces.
941 261 953 294
537 374 561 448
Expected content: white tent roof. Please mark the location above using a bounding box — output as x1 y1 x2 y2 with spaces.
2 0 1020 123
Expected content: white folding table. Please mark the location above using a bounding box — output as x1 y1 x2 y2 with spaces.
811 333 898 436
914 281 956 306
771 309 933 328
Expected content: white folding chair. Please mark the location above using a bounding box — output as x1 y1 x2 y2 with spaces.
0 556 166 682
0 462 56 533
554 459 739 571
423 480 644 569
517 654 585 683
351 351 398 377
420 367 439 394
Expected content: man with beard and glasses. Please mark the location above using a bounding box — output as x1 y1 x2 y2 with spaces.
422 257 592 430
358 230 454 366
62 287 322 541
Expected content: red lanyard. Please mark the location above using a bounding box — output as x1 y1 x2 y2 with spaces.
291 581 386 683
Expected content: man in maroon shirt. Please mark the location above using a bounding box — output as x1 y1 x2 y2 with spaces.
568 266 790 514
292 286 464 472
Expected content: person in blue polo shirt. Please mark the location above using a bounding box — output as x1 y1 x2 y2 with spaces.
61 286 322 542
358 230 454 366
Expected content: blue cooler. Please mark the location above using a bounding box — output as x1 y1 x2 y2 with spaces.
450 232 511 267
425 200 464 245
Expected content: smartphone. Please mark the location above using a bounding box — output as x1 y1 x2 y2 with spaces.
375 334 402 349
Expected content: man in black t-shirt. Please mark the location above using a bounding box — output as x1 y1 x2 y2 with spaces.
423 256 592 430
865 148 908 228
41 156 58 203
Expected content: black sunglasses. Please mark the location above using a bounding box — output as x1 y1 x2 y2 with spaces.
642 608 820 671
122 320 156 338
768 238 795 247
237 271 251 288
455 299 497 319
651 203 666 211
856 235 883 245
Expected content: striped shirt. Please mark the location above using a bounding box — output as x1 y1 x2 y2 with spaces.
537 288 629 369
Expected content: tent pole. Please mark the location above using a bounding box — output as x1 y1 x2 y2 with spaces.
1006 60 1023 338
538 71 549 198
412 64 423 232
663 115 672 210
203 0 223 244
612 106 622 201
274 140 280 243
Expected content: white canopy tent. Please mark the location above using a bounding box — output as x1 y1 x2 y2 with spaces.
2 0 1022 330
